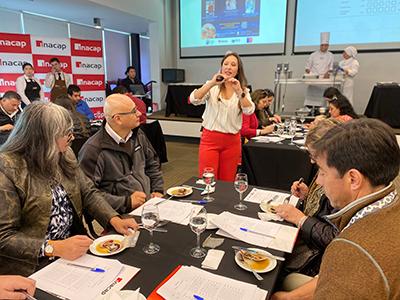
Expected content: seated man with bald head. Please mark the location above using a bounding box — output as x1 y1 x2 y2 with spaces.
78 94 163 214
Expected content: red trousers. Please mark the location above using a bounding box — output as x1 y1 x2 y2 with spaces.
198 129 241 182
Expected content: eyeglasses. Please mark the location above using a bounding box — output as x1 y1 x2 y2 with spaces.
112 107 138 118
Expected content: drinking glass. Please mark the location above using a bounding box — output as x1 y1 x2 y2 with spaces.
234 173 248 210
202 167 215 202
299 114 306 130
288 120 297 146
276 123 284 144
189 207 207 258
284 119 290 135
141 204 160 254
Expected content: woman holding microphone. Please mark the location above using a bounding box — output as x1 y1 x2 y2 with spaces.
190 52 254 181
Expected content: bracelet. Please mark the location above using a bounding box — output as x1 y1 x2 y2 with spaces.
297 216 308 228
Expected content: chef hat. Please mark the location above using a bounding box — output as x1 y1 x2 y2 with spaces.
320 32 330 45
344 46 357 58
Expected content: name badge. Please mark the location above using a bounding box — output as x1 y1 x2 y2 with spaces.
134 145 142 152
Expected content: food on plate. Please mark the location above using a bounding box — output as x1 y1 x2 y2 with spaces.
95 239 122 254
240 250 270 271
171 187 189 196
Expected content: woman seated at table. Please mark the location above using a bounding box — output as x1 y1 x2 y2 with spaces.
240 89 276 140
274 118 342 278
254 89 282 126
328 94 358 122
0 102 138 276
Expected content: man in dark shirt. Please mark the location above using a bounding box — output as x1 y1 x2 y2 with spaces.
120 66 144 90
0 91 22 145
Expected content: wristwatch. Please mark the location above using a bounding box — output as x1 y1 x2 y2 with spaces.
44 241 55 257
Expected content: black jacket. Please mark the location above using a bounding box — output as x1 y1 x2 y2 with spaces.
78 126 163 214
0 107 21 145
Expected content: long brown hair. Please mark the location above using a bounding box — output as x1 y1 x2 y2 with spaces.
220 52 248 90
252 89 274 127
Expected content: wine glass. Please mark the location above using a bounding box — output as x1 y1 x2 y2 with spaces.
288 119 297 145
141 204 160 255
202 167 215 202
234 173 248 210
189 207 207 258
276 123 284 144
284 119 290 135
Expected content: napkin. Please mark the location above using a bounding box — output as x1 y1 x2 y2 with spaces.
202 234 225 249
201 186 215 195
122 230 140 248
106 288 141 300
201 249 225 270
258 212 283 222
196 179 216 186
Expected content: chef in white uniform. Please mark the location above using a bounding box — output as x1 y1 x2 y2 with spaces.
339 46 359 105
304 32 334 107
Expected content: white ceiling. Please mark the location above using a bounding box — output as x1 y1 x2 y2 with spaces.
0 0 150 34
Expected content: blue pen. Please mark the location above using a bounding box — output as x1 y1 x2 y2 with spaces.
67 263 105 273
193 295 204 300
239 227 276 239
179 200 208 205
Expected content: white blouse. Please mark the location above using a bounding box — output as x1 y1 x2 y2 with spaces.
189 84 255 134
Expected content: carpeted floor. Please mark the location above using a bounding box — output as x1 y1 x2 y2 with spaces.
161 139 199 189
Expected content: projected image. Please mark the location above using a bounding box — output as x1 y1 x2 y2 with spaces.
205 0 215 16
201 23 217 39
201 0 261 40
180 0 288 57
245 0 256 14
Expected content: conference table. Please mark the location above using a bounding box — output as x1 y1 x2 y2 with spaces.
242 137 315 191
36 177 291 300
364 84 400 128
164 83 204 118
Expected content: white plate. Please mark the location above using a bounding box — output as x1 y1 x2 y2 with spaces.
89 234 126 256
279 134 293 139
206 213 218 230
166 186 193 197
259 202 278 214
235 248 277 273
293 139 305 145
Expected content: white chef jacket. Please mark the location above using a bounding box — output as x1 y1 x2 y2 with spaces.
304 50 334 107
339 57 360 104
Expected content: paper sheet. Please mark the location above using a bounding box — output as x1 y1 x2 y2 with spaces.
96 265 141 299
252 136 284 143
212 212 299 253
157 266 267 300
244 188 298 206
129 197 203 225
30 254 127 300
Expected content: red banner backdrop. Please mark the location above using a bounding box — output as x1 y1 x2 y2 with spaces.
0 33 105 119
